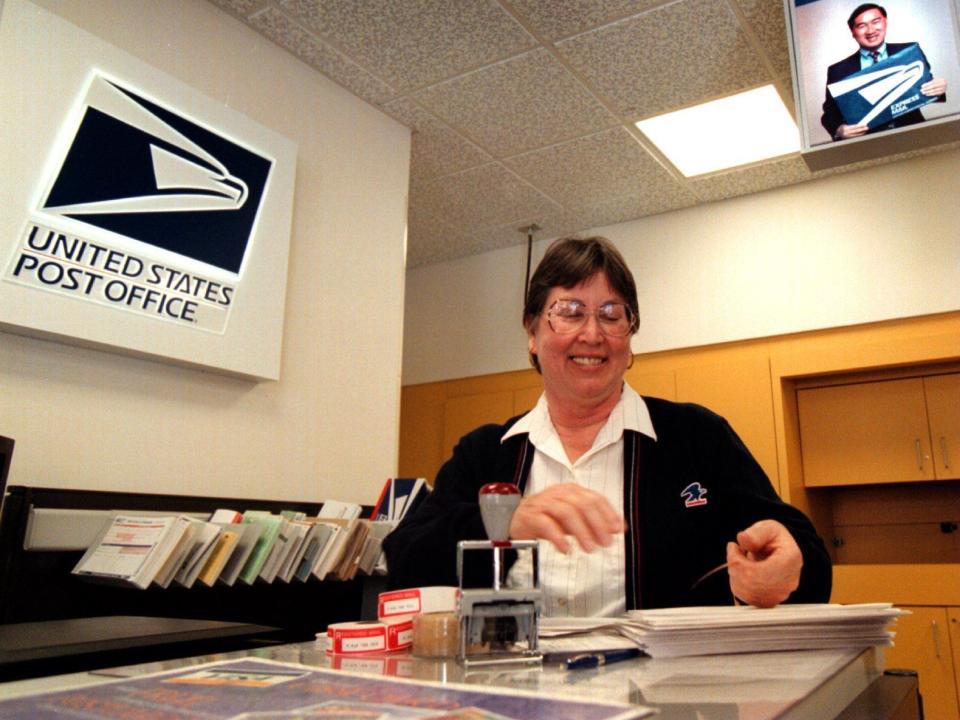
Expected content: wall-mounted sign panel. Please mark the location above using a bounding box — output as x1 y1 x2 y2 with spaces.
785 0 960 170
0 0 297 380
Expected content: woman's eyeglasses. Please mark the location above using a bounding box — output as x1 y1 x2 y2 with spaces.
545 299 636 337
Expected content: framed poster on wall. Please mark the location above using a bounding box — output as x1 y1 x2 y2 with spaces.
0 0 297 380
785 0 960 169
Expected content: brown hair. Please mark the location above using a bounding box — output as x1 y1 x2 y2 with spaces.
523 236 639 372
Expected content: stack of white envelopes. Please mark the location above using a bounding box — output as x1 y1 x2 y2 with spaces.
540 603 907 658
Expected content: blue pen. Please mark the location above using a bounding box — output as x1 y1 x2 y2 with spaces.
563 648 641 671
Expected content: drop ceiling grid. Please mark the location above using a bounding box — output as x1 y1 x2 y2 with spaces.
408 203 476 267
735 0 795 87
409 48 621 158
248 5 397 106
504 0 670 41
687 154 814 203
275 0 539 92
504 127 695 212
411 163 561 231
555 0 771 120
383 97 495 181
207 0 954 267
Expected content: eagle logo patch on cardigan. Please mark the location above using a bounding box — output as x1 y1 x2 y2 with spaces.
680 482 708 507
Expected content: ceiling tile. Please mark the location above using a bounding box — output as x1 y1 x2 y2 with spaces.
440 227 527 263
573 189 698 229
468 211 588 256
529 211 598 240
736 0 793 83
468 223 543 256
382 98 494 181
249 7 396 106
518 209 599 242
508 0 666 41
411 48 618 157
407 203 475 267
464 200 675 263
208 0 268 17
506 127 696 213
556 0 770 119
687 154 811 203
410 163 560 230
276 0 537 92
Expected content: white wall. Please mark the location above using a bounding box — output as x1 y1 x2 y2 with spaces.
403 148 960 385
0 0 411 504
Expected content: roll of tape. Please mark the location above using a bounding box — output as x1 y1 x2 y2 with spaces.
327 617 413 655
412 612 459 658
378 586 458 619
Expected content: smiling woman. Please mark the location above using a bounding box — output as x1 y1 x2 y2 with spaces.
384 237 832 617
523 258 637 449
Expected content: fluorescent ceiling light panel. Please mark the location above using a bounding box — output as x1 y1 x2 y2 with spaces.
636 85 800 177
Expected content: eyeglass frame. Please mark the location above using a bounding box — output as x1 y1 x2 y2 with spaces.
543 298 639 337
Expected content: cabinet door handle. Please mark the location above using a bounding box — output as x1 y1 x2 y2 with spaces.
941 436 951 470
915 439 924 471
932 619 941 658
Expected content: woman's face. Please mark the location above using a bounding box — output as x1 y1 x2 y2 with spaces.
527 272 633 411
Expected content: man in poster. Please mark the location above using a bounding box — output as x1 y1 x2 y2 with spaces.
821 3 948 140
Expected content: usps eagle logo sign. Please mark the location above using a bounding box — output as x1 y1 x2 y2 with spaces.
41 75 271 273
1 2 297 380
5 73 276 337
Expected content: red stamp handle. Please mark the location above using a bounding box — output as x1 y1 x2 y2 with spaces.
480 482 520 495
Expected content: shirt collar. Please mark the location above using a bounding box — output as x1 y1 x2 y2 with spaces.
860 43 887 61
502 382 657 444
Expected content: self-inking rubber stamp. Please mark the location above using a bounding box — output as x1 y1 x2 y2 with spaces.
456 482 542 666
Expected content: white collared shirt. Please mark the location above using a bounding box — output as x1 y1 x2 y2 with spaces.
502 383 656 617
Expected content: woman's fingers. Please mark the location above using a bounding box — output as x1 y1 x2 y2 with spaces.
508 483 625 553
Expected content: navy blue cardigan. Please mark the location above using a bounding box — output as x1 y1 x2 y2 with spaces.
383 397 832 608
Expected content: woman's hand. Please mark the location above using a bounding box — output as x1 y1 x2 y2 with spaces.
726 519 802 608
508 482 625 554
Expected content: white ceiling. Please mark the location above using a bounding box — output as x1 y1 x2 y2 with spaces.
210 0 956 267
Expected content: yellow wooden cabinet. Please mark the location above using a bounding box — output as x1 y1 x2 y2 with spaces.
926 374 960 480
884 606 960 720
442 391 514 461
674 355 779 491
398 384 446 482
950 608 960 716
623 366 676 401
398 372 543 483
797 374 959 487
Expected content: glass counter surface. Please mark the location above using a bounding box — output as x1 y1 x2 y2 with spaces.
0 641 884 720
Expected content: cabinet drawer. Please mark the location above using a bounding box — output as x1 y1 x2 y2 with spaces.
925 374 960 480
798 379 935 486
